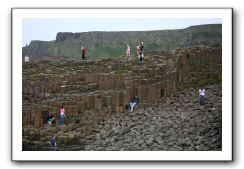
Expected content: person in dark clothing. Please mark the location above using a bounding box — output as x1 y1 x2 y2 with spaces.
59 106 65 126
50 136 57 151
47 112 55 125
130 96 139 112
139 41 144 63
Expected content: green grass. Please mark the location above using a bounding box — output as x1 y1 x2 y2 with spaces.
192 31 222 39
47 41 182 60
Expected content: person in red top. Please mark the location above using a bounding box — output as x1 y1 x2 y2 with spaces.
81 46 86 59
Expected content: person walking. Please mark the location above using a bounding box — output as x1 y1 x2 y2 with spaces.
59 106 65 126
24 55 30 63
136 45 140 59
81 46 86 59
139 41 144 63
50 136 57 151
126 44 131 58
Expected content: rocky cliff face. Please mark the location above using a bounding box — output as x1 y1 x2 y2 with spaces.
55 24 221 47
23 24 222 60
22 40 54 59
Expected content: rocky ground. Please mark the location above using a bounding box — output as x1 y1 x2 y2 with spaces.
84 84 222 151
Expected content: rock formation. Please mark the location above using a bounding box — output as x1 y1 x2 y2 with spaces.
22 46 222 151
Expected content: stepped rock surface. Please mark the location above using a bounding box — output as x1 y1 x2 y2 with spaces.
22 46 222 151
85 84 222 151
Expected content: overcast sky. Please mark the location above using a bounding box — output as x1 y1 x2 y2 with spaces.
22 18 222 47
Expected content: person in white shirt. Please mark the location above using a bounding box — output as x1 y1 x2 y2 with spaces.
126 44 131 57
24 55 30 63
199 87 206 105
136 45 140 58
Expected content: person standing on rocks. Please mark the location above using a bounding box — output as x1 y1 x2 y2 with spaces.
126 44 131 58
199 87 206 106
130 96 139 112
24 55 30 63
136 45 140 58
139 41 144 63
50 136 57 151
81 46 86 60
59 106 65 126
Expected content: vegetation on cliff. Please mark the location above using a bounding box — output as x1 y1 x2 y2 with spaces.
22 24 221 60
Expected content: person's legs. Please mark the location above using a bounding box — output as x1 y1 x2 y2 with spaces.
130 102 136 112
199 95 204 105
139 53 144 63
62 117 65 125
130 102 133 111
51 146 57 151
139 52 142 62
201 95 205 105
60 117 64 125
50 118 55 123
48 118 55 125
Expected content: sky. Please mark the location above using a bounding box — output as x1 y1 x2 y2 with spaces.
22 18 222 47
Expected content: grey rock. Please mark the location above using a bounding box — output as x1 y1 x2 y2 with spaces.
146 136 154 145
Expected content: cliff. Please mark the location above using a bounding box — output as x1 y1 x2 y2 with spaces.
22 24 222 60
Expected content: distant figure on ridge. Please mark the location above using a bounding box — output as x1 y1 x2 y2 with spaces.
59 106 65 126
126 44 131 58
139 41 144 63
199 87 206 106
130 96 139 112
24 55 30 63
136 45 140 58
81 46 86 60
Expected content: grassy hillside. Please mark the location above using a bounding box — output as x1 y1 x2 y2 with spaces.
23 24 222 60
47 40 181 60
